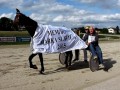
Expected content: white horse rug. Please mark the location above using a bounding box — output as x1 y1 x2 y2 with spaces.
31 24 87 54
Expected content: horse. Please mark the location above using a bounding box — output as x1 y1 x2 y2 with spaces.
13 9 73 74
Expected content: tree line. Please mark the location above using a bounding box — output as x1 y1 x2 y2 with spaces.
72 26 119 34
0 17 119 34
0 17 18 31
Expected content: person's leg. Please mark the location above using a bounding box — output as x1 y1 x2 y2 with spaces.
65 51 69 67
95 45 103 64
89 44 97 57
65 51 73 67
73 49 79 61
68 51 73 66
75 49 79 60
83 49 87 61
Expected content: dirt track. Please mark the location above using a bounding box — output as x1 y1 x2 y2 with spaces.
0 41 120 90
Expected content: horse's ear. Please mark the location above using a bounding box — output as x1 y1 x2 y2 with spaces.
16 8 20 14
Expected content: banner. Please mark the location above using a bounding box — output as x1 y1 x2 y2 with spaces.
16 37 31 42
0 37 16 42
31 24 88 54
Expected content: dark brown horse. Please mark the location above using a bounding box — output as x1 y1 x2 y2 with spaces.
14 9 73 74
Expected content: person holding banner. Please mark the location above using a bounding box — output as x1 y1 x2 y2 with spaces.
73 29 80 62
73 28 88 63
82 26 89 63
83 26 105 67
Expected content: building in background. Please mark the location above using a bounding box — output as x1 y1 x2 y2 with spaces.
108 28 117 34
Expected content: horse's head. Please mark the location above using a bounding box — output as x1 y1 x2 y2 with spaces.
13 9 25 26
14 9 38 37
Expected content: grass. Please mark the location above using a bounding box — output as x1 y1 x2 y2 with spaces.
0 42 29 45
0 31 30 37
99 35 119 39
0 31 30 45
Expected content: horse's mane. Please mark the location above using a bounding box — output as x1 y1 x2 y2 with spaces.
19 13 38 37
20 13 37 26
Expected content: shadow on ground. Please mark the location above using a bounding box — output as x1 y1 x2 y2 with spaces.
44 61 89 75
43 58 117 75
103 58 117 71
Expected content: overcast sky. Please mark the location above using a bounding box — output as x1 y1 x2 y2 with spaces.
0 0 120 28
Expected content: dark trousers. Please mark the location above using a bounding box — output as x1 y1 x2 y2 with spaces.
74 49 79 60
65 51 73 66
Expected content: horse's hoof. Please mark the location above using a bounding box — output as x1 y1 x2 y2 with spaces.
30 65 38 69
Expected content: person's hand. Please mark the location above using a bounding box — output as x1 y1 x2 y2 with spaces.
87 42 91 45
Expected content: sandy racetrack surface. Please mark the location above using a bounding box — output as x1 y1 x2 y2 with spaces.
0 41 120 90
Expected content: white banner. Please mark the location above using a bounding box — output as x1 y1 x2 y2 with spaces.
0 37 16 42
31 24 87 54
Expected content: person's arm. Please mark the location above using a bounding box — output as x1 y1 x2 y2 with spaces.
82 33 88 41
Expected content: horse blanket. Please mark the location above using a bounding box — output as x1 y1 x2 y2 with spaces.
31 24 87 54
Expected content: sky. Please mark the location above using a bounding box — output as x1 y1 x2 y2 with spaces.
0 0 120 28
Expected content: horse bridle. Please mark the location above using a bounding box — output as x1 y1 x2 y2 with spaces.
15 13 32 28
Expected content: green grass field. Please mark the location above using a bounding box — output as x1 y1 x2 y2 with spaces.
0 31 30 37
0 31 30 45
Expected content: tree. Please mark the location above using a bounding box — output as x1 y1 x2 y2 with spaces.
100 28 108 34
0 17 18 31
116 26 119 34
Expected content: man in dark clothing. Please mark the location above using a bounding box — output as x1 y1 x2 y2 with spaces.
73 29 80 61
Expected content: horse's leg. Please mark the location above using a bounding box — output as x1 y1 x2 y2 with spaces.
28 53 38 69
38 53 44 74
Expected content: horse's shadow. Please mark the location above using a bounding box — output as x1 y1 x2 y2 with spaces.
102 58 117 71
